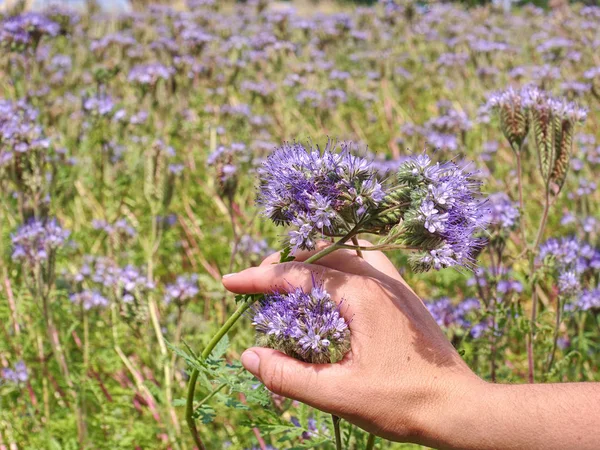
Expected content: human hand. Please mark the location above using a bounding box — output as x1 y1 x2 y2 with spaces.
222 240 484 446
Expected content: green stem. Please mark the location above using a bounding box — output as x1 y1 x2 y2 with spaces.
365 433 376 450
332 414 342 450
351 236 363 258
545 296 564 378
186 298 254 449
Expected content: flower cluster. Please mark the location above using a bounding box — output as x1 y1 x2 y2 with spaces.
258 141 384 252
486 87 587 195
252 279 351 364
485 192 520 230
164 274 200 306
394 155 488 271
0 99 50 167
128 63 175 86
0 12 59 50
12 219 70 265
237 235 271 259
1 361 28 384
73 256 154 303
577 287 600 311
425 297 487 338
539 237 600 297
70 290 109 310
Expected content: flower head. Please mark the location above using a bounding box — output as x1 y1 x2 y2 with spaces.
395 155 488 271
1 361 28 384
252 278 350 364
257 141 385 252
164 274 200 306
12 219 70 265
70 290 109 310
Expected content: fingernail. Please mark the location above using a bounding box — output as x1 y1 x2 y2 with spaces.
241 350 260 375
222 273 237 279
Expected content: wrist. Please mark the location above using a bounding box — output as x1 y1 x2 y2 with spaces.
409 372 490 449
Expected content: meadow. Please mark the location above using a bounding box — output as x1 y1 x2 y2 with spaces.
0 1 599 448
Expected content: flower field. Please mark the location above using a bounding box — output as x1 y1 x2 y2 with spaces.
0 1 599 448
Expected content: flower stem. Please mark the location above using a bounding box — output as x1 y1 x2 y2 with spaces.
186 297 254 449
366 432 376 450
351 236 363 258
332 414 343 450
545 296 564 378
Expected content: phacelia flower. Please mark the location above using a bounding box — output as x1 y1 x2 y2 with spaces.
394 155 488 271
164 274 200 306
12 219 70 264
70 290 109 310
426 297 485 337
577 287 600 311
0 12 59 50
485 192 520 230
252 278 351 364
1 361 28 384
257 141 385 252
128 63 175 86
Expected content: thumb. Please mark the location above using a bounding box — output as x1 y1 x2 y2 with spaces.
241 347 348 412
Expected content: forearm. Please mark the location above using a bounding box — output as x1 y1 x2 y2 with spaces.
422 381 600 450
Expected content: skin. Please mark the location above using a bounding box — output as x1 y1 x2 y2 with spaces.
222 240 600 450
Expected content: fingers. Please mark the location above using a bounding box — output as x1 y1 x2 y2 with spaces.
259 240 403 282
222 261 343 296
241 347 348 413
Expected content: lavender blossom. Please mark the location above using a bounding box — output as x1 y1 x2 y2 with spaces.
164 274 200 306
395 155 488 271
252 278 350 364
128 63 175 86
257 141 384 252
485 192 520 230
1 13 59 50
12 219 70 265
70 290 109 310
1 361 28 384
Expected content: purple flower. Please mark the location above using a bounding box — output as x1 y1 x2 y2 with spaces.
0 100 50 166
426 297 484 334
164 274 200 306
83 94 115 117
577 288 600 311
397 155 488 271
128 63 175 86
558 271 580 296
12 219 70 264
1 361 28 384
485 192 520 230
257 141 385 252
1 13 59 49
252 278 350 364
70 290 109 310
238 235 271 259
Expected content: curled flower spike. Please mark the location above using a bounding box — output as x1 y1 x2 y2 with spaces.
252 277 351 364
391 155 488 271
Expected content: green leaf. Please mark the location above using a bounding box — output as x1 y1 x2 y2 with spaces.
193 404 216 424
172 398 187 407
224 397 249 410
279 245 295 263
209 333 229 360
165 339 203 371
